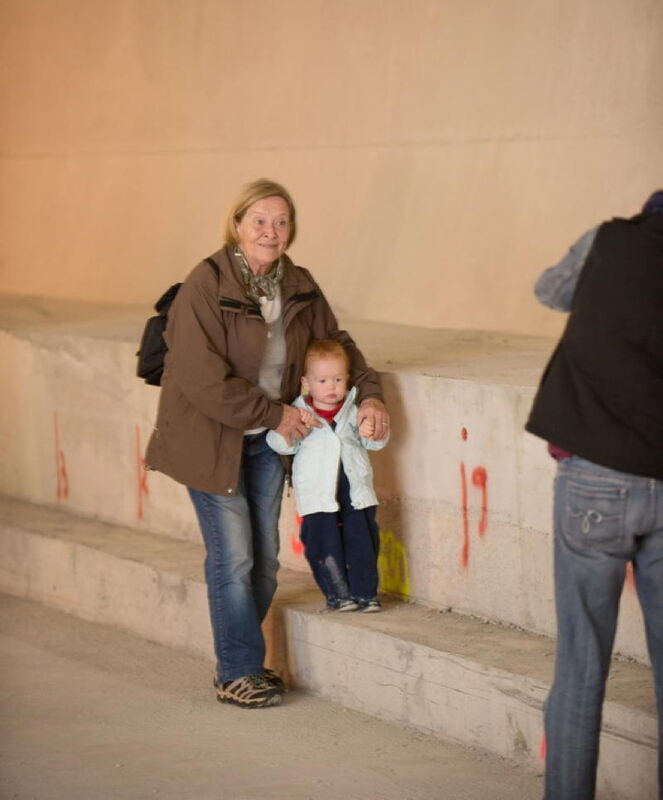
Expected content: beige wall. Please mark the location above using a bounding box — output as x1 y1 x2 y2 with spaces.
1 0 662 336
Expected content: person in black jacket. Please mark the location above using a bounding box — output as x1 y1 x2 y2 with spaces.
526 190 663 800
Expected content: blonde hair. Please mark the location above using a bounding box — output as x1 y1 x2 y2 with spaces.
224 178 297 248
304 339 350 374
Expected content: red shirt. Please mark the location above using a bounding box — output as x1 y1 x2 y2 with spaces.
308 399 343 425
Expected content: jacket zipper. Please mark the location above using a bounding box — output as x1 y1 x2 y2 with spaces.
281 291 319 332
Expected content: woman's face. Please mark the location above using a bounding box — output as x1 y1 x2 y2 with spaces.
235 195 291 275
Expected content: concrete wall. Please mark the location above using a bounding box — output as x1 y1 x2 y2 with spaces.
0 297 649 664
2 0 662 336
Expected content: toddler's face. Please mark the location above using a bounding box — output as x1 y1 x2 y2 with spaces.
302 355 349 410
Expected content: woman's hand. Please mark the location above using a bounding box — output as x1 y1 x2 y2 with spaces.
357 397 390 441
274 404 321 446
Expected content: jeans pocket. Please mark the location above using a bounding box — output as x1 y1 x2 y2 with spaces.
564 479 627 551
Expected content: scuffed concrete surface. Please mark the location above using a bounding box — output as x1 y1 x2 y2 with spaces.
0 593 544 800
336 319 556 386
287 596 657 716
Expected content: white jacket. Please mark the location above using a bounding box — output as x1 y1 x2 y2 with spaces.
266 386 389 516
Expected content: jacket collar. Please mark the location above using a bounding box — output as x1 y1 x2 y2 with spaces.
293 386 357 426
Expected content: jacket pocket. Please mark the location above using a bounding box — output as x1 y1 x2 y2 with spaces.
159 390 220 479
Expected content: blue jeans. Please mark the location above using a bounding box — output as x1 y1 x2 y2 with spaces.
188 431 284 683
545 456 663 799
300 466 379 604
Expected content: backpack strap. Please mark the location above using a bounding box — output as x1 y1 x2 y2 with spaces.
154 282 182 314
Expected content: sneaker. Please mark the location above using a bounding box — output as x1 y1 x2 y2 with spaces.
263 668 287 692
214 674 282 709
358 599 381 613
338 598 359 612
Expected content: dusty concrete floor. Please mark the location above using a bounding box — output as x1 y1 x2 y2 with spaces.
0 594 544 800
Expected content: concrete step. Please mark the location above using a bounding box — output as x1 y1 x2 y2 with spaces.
0 495 657 800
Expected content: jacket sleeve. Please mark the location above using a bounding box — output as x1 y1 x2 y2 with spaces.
360 431 390 451
163 265 283 430
265 429 299 455
534 226 598 312
303 269 384 404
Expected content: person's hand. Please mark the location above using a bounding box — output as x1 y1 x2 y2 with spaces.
358 416 375 438
298 408 316 428
274 404 321 446
357 397 390 441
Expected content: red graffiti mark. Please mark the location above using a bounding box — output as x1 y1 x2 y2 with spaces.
539 734 547 761
290 513 304 556
53 412 69 501
471 466 488 536
460 461 469 568
135 425 149 519
459 428 489 568
625 561 635 592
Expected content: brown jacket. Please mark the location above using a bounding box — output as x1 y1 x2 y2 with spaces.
145 246 383 495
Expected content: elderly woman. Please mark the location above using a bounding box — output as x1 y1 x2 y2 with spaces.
146 178 389 709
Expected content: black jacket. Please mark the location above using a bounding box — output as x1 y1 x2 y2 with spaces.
526 213 663 479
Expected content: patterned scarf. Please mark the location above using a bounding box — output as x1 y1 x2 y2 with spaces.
233 246 284 303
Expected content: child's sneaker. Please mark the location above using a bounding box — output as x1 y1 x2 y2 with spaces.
358 598 381 613
326 597 358 611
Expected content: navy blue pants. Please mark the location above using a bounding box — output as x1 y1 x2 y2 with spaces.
300 466 379 604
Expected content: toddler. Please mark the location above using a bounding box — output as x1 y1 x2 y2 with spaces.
267 340 389 611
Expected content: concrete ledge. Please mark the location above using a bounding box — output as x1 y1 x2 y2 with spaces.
0 495 657 800
0 295 650 662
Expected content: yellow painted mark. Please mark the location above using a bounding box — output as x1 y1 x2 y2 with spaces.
378 530 410 598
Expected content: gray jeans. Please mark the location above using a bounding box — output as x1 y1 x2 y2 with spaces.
544 456 663 799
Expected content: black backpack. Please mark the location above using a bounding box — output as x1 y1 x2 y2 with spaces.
136 257 220 386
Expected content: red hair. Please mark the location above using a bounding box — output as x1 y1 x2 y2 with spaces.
304 339 350 374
